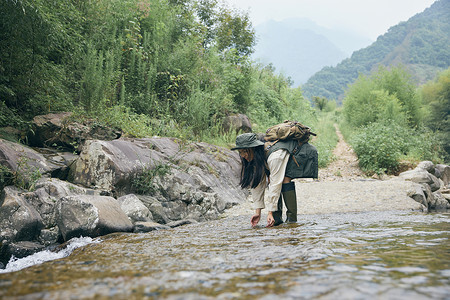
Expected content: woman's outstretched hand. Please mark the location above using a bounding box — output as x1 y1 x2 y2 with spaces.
250 214 261 227
251 208 262 227
266 211 275 227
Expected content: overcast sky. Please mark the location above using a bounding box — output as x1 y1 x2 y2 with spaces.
225 0 436 40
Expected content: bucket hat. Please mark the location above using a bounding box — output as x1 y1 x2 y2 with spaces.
231 133 264 150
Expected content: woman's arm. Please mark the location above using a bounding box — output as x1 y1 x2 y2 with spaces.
249 178 266 227
265 149 290 226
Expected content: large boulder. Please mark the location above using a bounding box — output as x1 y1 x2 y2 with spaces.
416 161 435 174
432 191 450 210
0 187 44 242
149 167 232 222
27 112 121 152
0 138 61 181
0 240 47 267
399 169 440 192
5 241 46 260
23 178 89 228
137 195 170 224
69 138 168 192
117 194 153 223
222 114 252 133
436 164 450 187
401 162 450 210
55 195 133 241
406 183 428 207
69 137 246 223
26 112 72 148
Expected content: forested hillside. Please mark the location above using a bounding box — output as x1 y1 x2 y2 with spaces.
302 0 450 102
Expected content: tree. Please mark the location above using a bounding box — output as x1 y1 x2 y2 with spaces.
313 96 328 111
0 0 83 120
342 66 420 127
195 0 255 56
421 67 450 158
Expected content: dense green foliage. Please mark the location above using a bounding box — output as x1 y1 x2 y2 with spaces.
350 122 441 174
421 67 450 156
0 0 333 166
343 66 423 127
341 66 446 174
302 0 450 102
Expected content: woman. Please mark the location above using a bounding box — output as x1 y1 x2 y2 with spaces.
232 132 297 227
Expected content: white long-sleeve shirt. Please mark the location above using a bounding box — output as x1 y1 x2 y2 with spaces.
250 149 290 212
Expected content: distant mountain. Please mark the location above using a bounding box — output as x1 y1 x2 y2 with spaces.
252 18 372 85
281 18 373 56
302 0 450 102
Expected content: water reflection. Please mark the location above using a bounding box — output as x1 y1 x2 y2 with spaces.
0 211 448 299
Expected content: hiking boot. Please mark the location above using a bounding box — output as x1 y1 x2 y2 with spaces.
273 195 284 226
282 182 297 223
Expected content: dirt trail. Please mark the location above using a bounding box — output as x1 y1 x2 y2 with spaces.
317 124 366 182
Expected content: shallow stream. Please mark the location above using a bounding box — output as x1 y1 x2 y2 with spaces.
0 211 449 299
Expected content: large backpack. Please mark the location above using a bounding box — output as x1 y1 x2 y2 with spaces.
264 120 318 179
264 120 316 143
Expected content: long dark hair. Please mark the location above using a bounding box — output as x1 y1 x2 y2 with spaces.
240 145 266 189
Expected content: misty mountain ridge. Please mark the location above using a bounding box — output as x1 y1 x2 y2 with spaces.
301 0 450 102
280 18 373 55
252 18 373 85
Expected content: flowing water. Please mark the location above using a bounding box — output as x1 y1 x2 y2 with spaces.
0 211 449 299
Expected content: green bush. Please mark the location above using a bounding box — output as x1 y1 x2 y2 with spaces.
132 162 171 195
351 121 444 174
343 66 421 128
0 165 13 190
311 114 338 168
13 158 42 191
351 122 407 174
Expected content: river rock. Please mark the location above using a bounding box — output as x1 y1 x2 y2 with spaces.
36 148 78 180
133 221 170 233
406 183 428 207
117 194 153 223
38 228 60 246
22 178 89 229
442 189 450 201
0 186 44 243
416 161 435 173
222 114 252 133
432 191 450 210
421 183 435 209
150 167 231 222
137 195 170 224
166 219 198 228
55 195 133 241
436 164 450 187
26 112 72 148
0 138 61 180
5 241 46 259
399 169 440 192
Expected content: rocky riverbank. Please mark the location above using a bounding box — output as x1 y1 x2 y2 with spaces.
0 113 247 267
0 113 449 268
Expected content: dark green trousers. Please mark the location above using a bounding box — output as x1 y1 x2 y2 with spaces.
273 182 297 225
